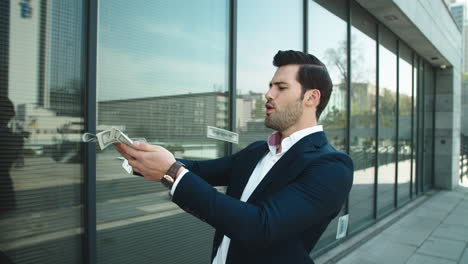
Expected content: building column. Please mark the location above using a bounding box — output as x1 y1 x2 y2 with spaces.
434 67 461 189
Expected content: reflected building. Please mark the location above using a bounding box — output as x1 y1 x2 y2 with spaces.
98 92 229 158
98 92 228 141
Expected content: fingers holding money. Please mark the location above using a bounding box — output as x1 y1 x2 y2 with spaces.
113 142 137 161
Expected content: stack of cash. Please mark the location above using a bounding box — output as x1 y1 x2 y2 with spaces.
82 127 133 150
82 128 146 175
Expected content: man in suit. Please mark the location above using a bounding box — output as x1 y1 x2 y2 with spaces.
114 50 353 264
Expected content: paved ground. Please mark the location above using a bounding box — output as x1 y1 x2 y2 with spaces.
334 181 468 264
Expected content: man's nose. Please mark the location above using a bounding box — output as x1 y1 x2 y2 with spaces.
264 89 274 100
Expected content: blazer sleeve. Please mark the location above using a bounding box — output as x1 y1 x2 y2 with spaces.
176 156 233 187
176 141 265 186
171 152 354 248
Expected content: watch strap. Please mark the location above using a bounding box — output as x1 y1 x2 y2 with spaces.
166 161 185 178
161 161 185 190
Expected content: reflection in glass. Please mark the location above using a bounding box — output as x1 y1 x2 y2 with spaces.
236 0 302 150
397 43 413 204
377 28 397 215
308 0 347 253
423 63 435 191
412 57 418 195
0 1 85 263
310 0 348 153
348 2 377 231
97 0 229 263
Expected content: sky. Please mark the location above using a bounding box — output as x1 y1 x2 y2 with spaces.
96 0 413 102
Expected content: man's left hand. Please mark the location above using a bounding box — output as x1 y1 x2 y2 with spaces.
113 141 175 182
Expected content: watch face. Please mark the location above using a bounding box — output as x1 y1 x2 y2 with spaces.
161 175 174 189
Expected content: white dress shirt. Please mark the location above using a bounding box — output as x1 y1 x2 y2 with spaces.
172 125 323 264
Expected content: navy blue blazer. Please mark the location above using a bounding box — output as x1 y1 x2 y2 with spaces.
174 131 353 264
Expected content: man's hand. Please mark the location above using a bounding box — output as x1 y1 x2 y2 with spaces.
113 141 176 182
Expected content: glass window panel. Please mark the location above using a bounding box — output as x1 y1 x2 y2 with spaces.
423 63 435 191
236 0 302 150
412 56 418 196
416 58 425 193
308 0 347 252
97 1 229 263
1 1 85 263
348 1 377 231
397 43 413 204
377 27 397 215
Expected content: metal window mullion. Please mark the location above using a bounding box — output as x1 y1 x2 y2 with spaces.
374 23 380 220
394 39 400 208
409 51 415 199
431 68 436 187
344 0 351 215
415 57 421 195
303 0 309 53
420 61 426 193
83 0 98 263
228 0 237 156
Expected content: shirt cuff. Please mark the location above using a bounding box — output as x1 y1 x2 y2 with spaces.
170 168 189 196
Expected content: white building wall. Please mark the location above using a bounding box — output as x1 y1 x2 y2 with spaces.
393 0 462 70
8 0 42 106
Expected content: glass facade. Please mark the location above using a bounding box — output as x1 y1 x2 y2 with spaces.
423 63 435 192
96 0 229 263
308 0 347 252
377 26 397 215
412 56 419 196
1 0 85 263
397 42 413 204
348 1 377 231
236 0 303 150
0 0 443 263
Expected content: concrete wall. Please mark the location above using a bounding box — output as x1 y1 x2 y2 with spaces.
434 68 461 189
393 0 462 69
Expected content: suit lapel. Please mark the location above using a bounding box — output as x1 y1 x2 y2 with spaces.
247 132 328 203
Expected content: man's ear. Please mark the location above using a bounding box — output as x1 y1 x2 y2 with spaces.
303 89 321 107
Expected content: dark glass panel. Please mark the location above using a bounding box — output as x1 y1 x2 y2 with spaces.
397 43 413 204
96 1 229 263
423 63 435 191
236 0 303 150
308 0 347 252
377 26 397 215
348 1 377 231
0 1 85 263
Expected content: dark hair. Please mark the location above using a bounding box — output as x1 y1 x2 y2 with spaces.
273 50 332 120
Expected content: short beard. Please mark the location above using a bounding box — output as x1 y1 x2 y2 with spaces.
264 99 303 132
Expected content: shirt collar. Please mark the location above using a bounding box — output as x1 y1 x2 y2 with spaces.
267 125 323 154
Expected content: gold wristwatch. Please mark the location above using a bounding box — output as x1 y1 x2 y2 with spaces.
161 161 185 190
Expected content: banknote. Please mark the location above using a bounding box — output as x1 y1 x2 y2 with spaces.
96 129 114 150
84 128 135 150
114 128 133 146
122 158 133 174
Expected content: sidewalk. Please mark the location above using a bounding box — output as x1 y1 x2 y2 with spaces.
320 181 468 264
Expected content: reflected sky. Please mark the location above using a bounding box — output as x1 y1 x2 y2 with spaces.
399 58 412 96
236 0 302 95
380 46 396 92
309 0 346 86
97 0 407 102
97 0 229 101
